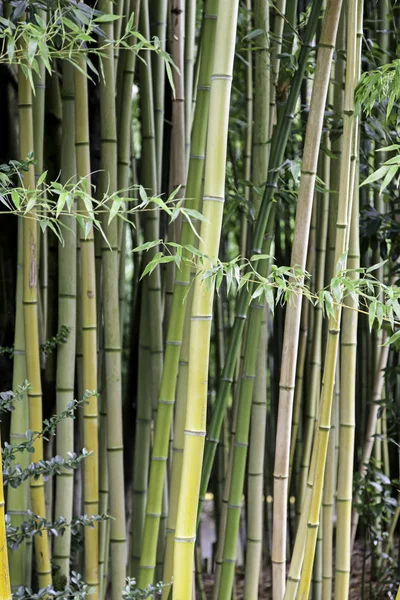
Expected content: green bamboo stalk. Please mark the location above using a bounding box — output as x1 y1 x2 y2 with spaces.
244 312 267 599
137 0 218 586
98 0 126 594
137 0 163 420
130 282 152 578
19 56 52 591
184 0 196 164
98 401 109 600
150 0 168 190
161 281 193 599
165 0 186 333
173 1 239 595
294 3 359 595
74 46 99 599
8 220 30 590
197 0 323 523
271 3 343 595
212 357 241 600
321 390 336 599
53 61 77 582
240 0 253 258
269 0 287 135
33 12 47 340
350 336 389 548
217 287 266 600
334 16 362 589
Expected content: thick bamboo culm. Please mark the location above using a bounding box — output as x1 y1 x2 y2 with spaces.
74 50 99 598
271 2 343 595
19 60 52 591
244 313 267 599
53 61 77 581
138 0 218 587
173 0 239 596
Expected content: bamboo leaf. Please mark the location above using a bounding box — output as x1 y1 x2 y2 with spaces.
132 240 161 253
380 165 398 193
369 299 377 331
360 165 391 187
37 171 47 187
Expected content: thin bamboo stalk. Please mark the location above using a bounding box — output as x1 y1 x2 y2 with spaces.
0 427 11 599
350 337 389 547
99 0 126 594
184 0 196 165
269 0 287 135
150 0 168 190
173 0 239 595
272 3 343 595
130 282 152 578
334 10 362 588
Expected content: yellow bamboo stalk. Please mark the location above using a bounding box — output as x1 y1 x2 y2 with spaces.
295 2 359 596
0 429 11 600
172 1 239 596
272 2 343 595
334 6 362 583
74 52 99 598
19 63 52 590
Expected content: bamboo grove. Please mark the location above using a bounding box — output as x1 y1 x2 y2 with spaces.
2 0 400 598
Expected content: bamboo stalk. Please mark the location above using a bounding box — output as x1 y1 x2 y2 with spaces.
8 220 30 590
19 59 52 591
130 282 152 578
150 0 168 190
99 0 126 594
172 1 239 596
138 0 218 586
74 48 99 598
334 5 363 590
161 282 193 599
244 313 267 599
197 0 323 523
53 61 77 582
294 2 359 596
271 3 343 595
